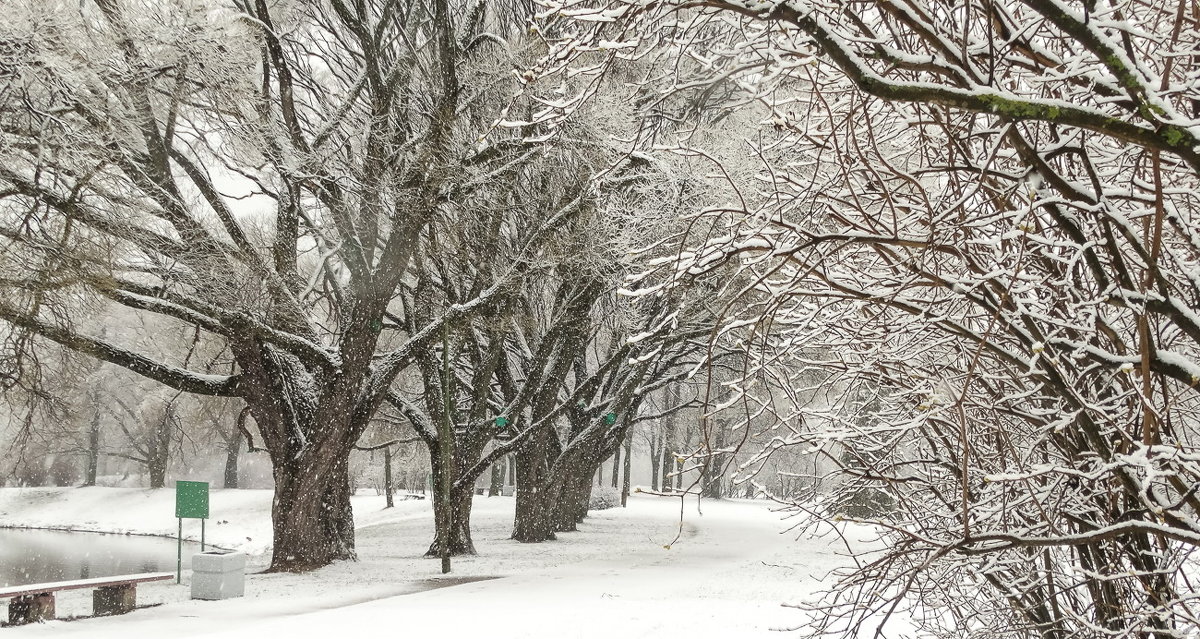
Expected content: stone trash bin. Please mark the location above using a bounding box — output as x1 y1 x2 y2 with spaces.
190 551 246 600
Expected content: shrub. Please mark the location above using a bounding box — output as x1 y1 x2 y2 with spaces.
589 485 621 511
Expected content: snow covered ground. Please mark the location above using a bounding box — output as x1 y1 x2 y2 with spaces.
0 487 885 638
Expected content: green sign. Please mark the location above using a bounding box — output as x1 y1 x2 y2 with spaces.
175 480 209 519
494 416 510 428
603 412 617 425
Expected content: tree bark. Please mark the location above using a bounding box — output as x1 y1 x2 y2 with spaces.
661 407 676 492
269 452 356 572
553 469 593 531
512 441 557 542
148 454 167 489
649 433 660 492
84 409 100 487
427 485 476 555
610 446 621 488
224 427 241 489
427 453 476 555
621 432 631 507
660 444 672 494
512 483 558 542
575 474 594 523
701 464 722 498
233 321 381 572
383 446 394 508
701 421 727 499
488 459 501 497
145 408 172 489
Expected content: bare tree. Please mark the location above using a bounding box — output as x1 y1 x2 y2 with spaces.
547 0 1200 635
0 0 591 571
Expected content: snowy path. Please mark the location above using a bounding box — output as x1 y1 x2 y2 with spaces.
1 490 877 638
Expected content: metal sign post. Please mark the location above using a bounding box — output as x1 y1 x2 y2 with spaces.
175 481 210 583
437 322 454 574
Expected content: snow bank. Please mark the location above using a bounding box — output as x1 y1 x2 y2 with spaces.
0 487 278 556
0 487 425 558
1 489 883 638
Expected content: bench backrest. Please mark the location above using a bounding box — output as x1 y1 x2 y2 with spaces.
0 572 174 599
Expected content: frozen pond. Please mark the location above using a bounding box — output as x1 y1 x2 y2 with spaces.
0 528 200 587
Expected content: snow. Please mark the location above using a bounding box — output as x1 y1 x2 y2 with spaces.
0 487 279 556
0 488 884 638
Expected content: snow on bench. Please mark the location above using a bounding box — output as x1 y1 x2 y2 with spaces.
0 572 173 625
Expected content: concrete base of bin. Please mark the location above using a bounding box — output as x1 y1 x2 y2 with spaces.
191 551 246 600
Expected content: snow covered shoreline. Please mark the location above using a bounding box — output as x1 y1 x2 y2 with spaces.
0 487 878 638
0 486 386 558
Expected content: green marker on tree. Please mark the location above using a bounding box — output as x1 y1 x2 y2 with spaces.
603 412 617 425
494 416 510 428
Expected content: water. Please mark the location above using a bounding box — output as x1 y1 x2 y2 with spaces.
0 529 200 587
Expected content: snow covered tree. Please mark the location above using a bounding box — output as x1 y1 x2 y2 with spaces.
388 138 722 551
0 0 591 571
388 134 615 555
545 0 1200 635
502 281 703 541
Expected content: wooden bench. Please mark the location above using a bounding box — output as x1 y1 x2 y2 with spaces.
0 572 173 625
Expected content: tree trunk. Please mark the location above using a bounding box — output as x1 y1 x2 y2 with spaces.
621 432 632 507
553 487 579 532
512 434 560 542
224 427 241 489
661 407 676 493
649 435 660 492
576 475 594 523
84 410 100 487
148 403 178 489
426 448 475 555
553 470 593 532
512 483 558 542
427 486 476 555
610 445 621 488
383 446 394 508
660 436 673 493
701 465 722 498
148 454 167 489
268 452 356 572
488 459 501 497
702 423 726 499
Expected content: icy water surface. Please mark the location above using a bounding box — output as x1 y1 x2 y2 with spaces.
0 529 200 587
